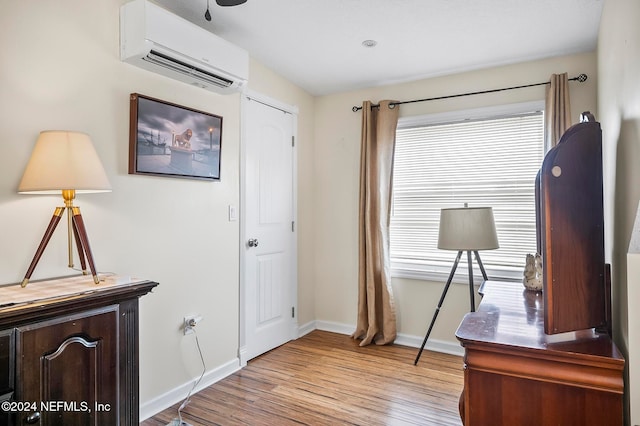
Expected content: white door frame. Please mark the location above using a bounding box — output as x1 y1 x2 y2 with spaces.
239 90 299 366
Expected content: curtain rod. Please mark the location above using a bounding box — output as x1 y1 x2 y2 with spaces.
351 73 588 112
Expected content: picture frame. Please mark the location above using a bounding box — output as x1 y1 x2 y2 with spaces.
129 93 222 181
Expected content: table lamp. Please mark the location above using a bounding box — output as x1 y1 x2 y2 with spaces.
414 203 499 365
18 131 112 287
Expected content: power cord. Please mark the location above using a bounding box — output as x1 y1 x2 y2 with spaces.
168 327 207 426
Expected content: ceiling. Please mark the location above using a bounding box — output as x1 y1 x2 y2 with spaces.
153 0 604 96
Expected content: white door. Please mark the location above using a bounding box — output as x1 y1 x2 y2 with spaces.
241 94 297 363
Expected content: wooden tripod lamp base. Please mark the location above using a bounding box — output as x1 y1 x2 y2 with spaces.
21 197 99 287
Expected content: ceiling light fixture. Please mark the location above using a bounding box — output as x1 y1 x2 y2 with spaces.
362 39 378 48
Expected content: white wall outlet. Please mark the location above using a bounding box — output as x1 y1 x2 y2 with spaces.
183 315 203 335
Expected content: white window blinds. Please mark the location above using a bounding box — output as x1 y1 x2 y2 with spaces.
391 106 544 282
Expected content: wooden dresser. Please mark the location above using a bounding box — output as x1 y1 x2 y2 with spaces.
456 280 624 426
0 274 157 425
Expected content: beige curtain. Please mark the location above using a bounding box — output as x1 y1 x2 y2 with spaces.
544 72 572 152
352 100 398 346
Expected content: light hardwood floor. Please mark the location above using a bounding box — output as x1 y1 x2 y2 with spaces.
142 330 464 426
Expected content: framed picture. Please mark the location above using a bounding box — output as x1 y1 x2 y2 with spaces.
129 93 222 181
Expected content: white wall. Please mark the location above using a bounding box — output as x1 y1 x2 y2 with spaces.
598 0 640 422
313 52 598 347
0 0 315 418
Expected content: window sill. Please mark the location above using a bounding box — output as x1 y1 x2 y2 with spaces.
391 263 522 284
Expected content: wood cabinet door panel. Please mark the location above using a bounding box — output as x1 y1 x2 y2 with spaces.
16 306 118 426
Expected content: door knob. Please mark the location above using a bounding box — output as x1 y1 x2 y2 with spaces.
248 238 259 247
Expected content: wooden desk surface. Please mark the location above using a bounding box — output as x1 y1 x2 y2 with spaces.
0 274 158 328
456 280 623 362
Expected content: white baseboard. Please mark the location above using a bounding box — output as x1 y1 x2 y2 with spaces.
394 332 464 357
297 320 317 337
314 320 356 336
139 358 241 421
141 321 462 421
312 320 464 357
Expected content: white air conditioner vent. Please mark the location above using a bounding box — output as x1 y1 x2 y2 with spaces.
120 0 248 94
143 50 234 89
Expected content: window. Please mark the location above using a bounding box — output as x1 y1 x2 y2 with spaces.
390 102 545 282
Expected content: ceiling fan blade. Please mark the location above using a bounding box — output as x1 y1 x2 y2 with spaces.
216 0 247 6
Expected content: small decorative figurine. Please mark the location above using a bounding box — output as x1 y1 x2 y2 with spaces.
523 253 543 291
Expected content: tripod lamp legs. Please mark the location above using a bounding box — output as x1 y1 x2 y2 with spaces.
414 251 489 365
21 207 65 288
414 250 463 366
21 206 100 287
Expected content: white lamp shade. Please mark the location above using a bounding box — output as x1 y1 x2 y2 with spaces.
18 131 112 194
438 206 499 250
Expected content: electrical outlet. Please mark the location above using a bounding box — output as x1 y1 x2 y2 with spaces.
183 315 203 335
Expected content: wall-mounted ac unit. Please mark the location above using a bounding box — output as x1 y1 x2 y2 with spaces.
120 0 249 94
